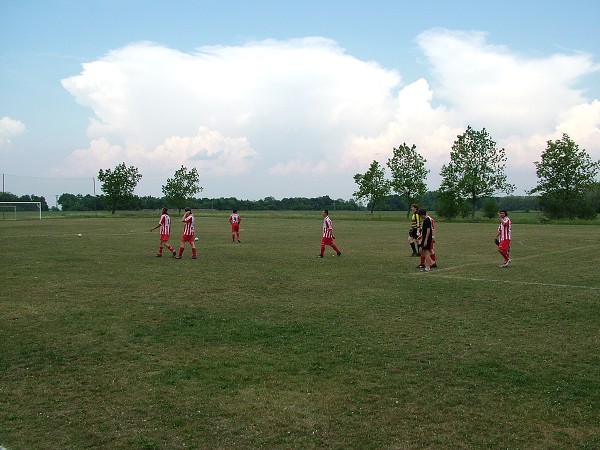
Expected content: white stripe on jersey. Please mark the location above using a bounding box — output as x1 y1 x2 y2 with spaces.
159 214 171 235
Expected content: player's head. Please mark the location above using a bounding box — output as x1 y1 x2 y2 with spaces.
185 207 192 214
161 207 168 214
418 208 427 217
322 209 329 216
499 209 508 217
233 209 237 213
411 203 419 211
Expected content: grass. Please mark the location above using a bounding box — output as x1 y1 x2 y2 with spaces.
1 212 599 449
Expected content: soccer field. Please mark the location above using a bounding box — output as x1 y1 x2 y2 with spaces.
1 213 599 449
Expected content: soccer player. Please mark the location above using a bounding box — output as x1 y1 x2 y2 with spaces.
318 210 342 258
174 207 197 259
408 204 421 256
418 213 437 269
150 207 176 257
418 209 434 272
229 209 242 243
496 209 511 267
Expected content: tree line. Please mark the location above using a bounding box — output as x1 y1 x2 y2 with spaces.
353 128 599 220
2 129 597 219
0 188 541 215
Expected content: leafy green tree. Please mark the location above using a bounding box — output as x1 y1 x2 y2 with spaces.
97 162 142 214
387 143 429 210
353 160 390 215
482 197 500 218
529 134 600 219
162 166 203 213
440 126 514 220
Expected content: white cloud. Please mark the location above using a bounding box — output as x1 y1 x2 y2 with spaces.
58 32 599 198
0 116 26 150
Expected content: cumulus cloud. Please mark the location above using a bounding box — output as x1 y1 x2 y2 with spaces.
58 32 599 198
0 117 26 150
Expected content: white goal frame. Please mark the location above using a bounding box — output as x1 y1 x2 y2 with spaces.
0 201 42 220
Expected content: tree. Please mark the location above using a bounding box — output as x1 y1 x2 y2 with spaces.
529 134 600 219
97 162 142 214
353 160 390 215
387 143 429 211
440 126 514 219
162 166 203 213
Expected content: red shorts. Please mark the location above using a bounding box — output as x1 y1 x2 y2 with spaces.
231 223 240 232
498 239 510 252
181 234 195 243
321 237 334 245
160 234 170 242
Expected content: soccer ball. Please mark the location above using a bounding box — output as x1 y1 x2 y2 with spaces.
77 233 82 237
194 237 198 241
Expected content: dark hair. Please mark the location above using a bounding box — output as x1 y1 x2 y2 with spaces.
161 207 168 214
499 209 508 216
185 207 192 212
418 208 427 216
411 203 419 210
323 209 329 215
233 209 238 213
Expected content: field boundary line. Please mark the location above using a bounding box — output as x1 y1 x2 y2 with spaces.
433 242 599 273
427 274 599 291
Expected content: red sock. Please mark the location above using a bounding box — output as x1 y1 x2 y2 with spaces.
167 245 174 252
420 255 425 264
158 248 163 255
320 244 325 255
179 247 184 256
192 248 197 257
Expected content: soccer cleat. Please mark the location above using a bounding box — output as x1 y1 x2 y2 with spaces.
417 264 425 268
503 259 511 267
172 251 177 257
237 240 241 243
337 252 342 257
191 256 197 259
431 264 437 268
155 254 162 257
174 255 182 259
411 252 419 257
317 255 324 258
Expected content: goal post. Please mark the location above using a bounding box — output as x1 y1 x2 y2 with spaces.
0 202 42 220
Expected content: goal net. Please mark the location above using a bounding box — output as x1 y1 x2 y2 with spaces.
0 202 42 220
0 205 16 220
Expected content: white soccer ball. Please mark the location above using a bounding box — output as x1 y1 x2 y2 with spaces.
194 237 198 241
77 233 82 237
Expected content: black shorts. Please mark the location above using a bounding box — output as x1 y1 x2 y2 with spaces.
409 228 419 239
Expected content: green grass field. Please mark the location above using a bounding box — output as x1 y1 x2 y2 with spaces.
1 212 599 449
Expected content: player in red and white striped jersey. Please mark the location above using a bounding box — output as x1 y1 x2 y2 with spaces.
319 210 341 257
229 209 242 243
496 210 511 267
150 207 176 257
174 208 197 259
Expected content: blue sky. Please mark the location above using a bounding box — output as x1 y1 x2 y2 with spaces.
1 0 599 203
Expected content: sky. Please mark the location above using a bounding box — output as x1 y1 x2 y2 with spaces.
1 0 599 204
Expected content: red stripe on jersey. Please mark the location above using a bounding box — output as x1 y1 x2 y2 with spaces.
182 215 195 235
159 214 171 235
322 216 333 239
498 217 511 241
